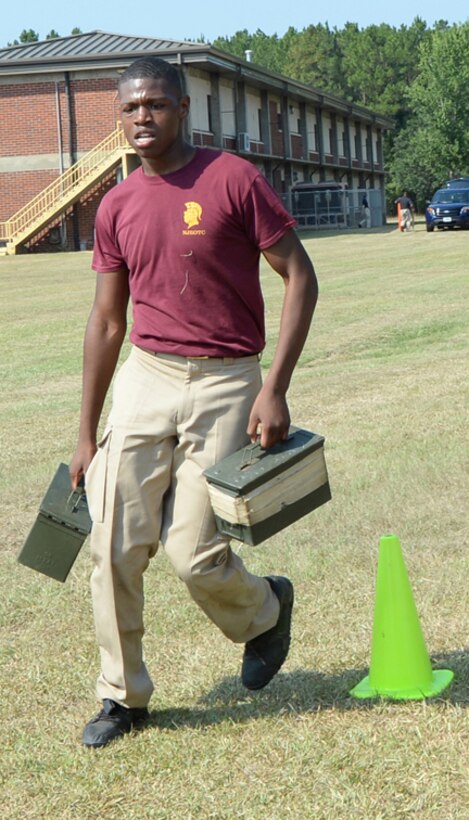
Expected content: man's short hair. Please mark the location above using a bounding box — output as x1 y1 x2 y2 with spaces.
118 57 184 95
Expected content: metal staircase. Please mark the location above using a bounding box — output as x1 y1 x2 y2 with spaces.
0 126 131 255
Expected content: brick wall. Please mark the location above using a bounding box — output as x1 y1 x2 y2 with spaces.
0 77 117 157
0 170 57 222
0 81 61 157
0 75 119 223
192 131 215 147
269 101 283 157
70 78 119 152
291 134 303 160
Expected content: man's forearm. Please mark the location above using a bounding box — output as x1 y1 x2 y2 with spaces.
247 267 317 448
77 315 126 444
264 268 318 395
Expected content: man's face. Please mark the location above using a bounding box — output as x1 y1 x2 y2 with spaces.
118 77 189 163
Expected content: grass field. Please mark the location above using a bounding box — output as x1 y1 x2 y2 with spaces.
1 222 468 819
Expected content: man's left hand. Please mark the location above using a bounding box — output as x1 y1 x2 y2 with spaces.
247 385 290 449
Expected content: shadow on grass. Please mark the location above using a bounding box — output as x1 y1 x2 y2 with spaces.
147 648 468 731
431 648 469 705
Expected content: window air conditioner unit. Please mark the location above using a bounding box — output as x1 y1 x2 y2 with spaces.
238 132 250 152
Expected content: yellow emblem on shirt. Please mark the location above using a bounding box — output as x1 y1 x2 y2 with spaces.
183 201 206 235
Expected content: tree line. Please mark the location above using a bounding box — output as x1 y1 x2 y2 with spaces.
7 28 82 45
6 21 469 209
213 19 469 209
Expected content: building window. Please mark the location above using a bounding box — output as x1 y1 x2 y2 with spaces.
355 131 361 159
277 111 283 132
341 131 346 157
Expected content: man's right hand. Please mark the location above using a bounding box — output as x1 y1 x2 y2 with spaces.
69 441 97 489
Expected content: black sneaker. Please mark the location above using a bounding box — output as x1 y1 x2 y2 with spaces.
241 576 294 690
82 699 149 748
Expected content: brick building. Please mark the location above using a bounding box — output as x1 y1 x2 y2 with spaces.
0 31 392 253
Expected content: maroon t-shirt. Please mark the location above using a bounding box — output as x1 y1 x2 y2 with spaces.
92 148 296 357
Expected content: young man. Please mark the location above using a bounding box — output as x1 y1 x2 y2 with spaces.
359 192 371 228
70 56 318 748
394 191 415 231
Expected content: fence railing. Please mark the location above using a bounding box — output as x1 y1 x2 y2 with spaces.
0 126 128 247
282 188 384 230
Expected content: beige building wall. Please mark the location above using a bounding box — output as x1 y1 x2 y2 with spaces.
288 102 300 135
322 112 332 154
186 71 211 132
306 109 318 152
245 90 261 142
219 81 236 138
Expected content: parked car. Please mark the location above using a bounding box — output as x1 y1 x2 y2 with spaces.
441 177 469 189
425 187 469 232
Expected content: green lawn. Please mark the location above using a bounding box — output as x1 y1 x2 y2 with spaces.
1 223 468 818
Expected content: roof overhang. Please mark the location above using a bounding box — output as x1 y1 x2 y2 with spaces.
0 32 394 130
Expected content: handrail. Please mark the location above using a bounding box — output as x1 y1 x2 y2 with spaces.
0 125 128 245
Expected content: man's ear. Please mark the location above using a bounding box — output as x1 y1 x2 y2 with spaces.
179 95 191 119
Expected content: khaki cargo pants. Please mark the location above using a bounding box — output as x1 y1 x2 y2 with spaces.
85 346 279 707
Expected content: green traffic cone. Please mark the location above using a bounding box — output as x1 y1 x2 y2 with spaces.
350 534 453 700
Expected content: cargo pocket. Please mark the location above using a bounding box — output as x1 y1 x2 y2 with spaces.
85 427 112 524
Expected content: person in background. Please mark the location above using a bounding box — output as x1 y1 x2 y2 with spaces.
395 191 415 231
359 192 371 228
69 56 318 749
